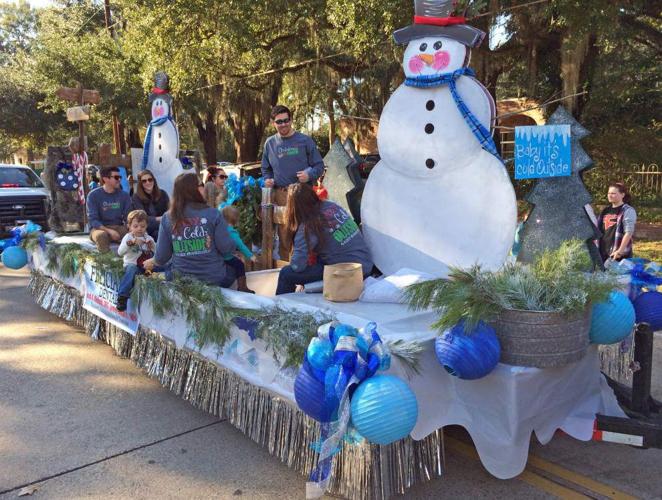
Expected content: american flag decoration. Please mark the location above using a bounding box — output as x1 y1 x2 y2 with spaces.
72 152 87 205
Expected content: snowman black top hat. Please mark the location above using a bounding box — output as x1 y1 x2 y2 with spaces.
149 71 173 104
393 0 486 47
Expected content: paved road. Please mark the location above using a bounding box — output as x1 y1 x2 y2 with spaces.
1 266 661 499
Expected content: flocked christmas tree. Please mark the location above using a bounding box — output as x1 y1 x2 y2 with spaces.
517 106 602 268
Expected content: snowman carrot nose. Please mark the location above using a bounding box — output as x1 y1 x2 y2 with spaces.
418 53 434 65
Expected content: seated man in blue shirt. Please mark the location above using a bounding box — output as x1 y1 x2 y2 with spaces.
261 104 325 260
86 166 132 253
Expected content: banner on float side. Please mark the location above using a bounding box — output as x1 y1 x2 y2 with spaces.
83 261 139 334
514 124 571 180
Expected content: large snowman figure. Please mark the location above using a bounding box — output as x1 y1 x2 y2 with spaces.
141 72 185 196
361 0 517 276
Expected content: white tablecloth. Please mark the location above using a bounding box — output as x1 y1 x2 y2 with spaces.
31 246 626 479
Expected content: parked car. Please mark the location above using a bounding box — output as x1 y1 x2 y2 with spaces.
0 164 50 237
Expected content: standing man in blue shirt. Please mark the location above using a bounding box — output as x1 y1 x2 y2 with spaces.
261 104 325 259
87 166 132 253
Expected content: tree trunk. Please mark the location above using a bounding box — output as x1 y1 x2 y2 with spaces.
193 112 218 165
126 128 142 148
225 78 282 162
327 91 335 147
560 32 595 116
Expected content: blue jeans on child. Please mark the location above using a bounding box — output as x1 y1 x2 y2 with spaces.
275 263 324 295
118 264 169 298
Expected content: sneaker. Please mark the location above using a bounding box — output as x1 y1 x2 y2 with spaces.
116 295 128 312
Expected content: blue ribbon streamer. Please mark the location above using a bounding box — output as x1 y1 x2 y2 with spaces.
305 322 390 498
404 68 501 160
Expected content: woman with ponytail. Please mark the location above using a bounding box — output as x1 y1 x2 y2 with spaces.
597 182 637 262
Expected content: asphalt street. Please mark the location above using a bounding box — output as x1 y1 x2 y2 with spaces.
1 265 661 499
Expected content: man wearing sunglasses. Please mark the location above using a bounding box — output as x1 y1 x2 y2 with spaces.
87 166 132 253
261 104 325 259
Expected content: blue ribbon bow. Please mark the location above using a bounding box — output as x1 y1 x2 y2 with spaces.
404 67 501 160
304 322 390 498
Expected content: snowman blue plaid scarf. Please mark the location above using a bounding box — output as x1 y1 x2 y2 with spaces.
405 68 501 160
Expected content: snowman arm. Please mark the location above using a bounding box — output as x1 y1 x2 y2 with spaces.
457 76 494 133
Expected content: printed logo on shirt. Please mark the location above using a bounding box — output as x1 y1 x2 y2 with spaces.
171 217 212 256
277 145 300 158
603 214 618 231
322 206 359 246
102 201 120 211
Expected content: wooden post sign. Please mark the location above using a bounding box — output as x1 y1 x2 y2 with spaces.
514 125 572 180
66 105 90 122
55 83 101 155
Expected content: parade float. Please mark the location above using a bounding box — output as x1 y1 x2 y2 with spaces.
8 1 662 498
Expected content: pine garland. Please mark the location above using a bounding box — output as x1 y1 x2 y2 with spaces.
132 274 235 350
35 240 426 373
405 239 617 333
45 242 123 279
235 183 262 246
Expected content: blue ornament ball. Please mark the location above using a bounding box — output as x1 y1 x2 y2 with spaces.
434 321 500 380
633 291 662 331
294 365 334 423
1 245 27 270
589 291 635 344
306 338 333 371
350 375 418 445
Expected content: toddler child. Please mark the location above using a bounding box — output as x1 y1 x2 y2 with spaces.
222 205 256 294
116 210 157 311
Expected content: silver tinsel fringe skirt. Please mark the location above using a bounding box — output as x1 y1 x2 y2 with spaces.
28 270 444 499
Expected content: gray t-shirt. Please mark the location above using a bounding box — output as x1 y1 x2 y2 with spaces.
154 205 236 286
86 187 132 228
261 131 325 187
291 201 373 275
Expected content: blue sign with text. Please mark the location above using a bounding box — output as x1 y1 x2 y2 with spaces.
514 125 571 180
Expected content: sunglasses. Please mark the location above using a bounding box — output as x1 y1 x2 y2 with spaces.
108 175 122 180
214 174 228 179
141 178 155 184
274 118 291 125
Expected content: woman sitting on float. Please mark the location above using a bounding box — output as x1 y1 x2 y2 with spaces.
131 169 170 241
143 172 237 288
276 183 373 295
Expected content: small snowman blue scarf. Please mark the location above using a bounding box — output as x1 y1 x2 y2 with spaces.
141 115 173 170
405 67 501 160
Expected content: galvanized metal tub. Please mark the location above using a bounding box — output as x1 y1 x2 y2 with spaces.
490 307 591 368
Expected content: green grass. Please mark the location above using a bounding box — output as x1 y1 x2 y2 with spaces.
635 240 662 262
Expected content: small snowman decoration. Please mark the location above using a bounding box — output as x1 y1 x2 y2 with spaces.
141 71 185 196
360 0 517 276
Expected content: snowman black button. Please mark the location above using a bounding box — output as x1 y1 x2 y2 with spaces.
426 159 435 169
425 123 434 134
426 100 435 111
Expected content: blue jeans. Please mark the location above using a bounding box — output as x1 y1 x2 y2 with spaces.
275 263 324 295
118 264 168 298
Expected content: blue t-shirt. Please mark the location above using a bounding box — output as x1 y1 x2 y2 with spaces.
291 201 373 275
261 131 325 187
154 205 236 286
86 187 132 229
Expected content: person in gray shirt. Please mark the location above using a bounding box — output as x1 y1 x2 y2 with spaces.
261 104 325 259
275 183 372 295
143 173 237 288
87 166 132 253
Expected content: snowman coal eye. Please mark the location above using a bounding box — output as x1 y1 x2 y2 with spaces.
433 41 443 50
419 42 427 51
